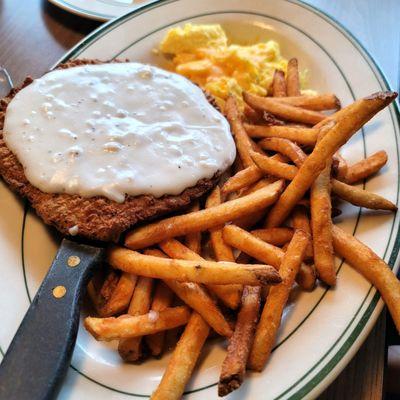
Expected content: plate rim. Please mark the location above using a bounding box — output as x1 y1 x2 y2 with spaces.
30 0 400 398
47 0 157 21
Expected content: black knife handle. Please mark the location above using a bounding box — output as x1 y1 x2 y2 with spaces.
0 239 104 400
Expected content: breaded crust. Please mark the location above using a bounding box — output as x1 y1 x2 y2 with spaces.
0 59 221 242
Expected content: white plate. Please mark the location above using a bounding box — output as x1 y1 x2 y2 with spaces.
1 1 399 399
48 0 155 21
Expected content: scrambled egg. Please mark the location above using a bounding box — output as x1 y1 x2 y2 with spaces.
159 23 289 109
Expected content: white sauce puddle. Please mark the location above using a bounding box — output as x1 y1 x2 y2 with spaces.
4 63 235 202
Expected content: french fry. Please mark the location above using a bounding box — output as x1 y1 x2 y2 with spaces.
291 205 314 261
221 165 263 195
310 161 336 285
251 227 294 246
257 137 307 166
151 312 210 400
265 91 397 228
206 187 243 309
286 58 301 96
225 95 255 167
118 276 154 361
332 225 400 332
250 150 298 180
223 224 316 290
345 150 388 184
218 286 261 396
87 280 100 312
275 94 341 111
145 282 174 357
243 92 326 125
160 238 242 310
221 154 284 195
272 70 287 97
97 272 138 317
262 111 286 126
108 247 282 286
244 103 263 122
332 152 348 181
87 270 106 312
234 178 276 229
248 229 309 371
97 270 119 314
244 123 318 146
331 178 397 211
85 306 191 341
125 180 284 249
184 201 202 254
144 249 233 338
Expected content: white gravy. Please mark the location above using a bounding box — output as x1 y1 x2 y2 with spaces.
3 63 235 202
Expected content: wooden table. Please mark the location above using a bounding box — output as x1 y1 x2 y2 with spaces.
0 1 398 398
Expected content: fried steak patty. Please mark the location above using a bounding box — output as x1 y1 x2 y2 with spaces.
0 59 221 242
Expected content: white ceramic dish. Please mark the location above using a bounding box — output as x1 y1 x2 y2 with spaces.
48 0 154 21
1 1 399 399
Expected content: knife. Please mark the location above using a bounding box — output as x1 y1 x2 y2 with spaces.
0 68 105 400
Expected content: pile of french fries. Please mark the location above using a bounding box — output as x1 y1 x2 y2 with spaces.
84 58 400 400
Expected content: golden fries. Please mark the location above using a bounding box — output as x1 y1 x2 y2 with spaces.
146 282 174 356
257 137 307 166
151 312 209 400
345 150 388 184
143 249 233 338
160 238 242 310
291 205 314 261
125 180 284 249
286 58 300 96
332 152 348 181
248 230 309 371
80 58 400 400
218 286 261 396
97 270 119 315
243 92 326 125
184 201 202 254
310 161 336 285
98 272 137 317
274 94 341 111
250 150 298 180
166 279 232 338
331 178 397 211
223 224 316 290
265 91 397 228
206 187 243 309
272 70 287 97
244 124 318 146
225 95 255 167
332 225 400 332
85 306 191 341
108 247 282 286
118 276 153 361
251 227 294 246
221 155 283 195
221 165 263 195
244 103 262 122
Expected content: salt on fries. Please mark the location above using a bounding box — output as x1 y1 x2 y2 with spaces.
83 56 399 399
